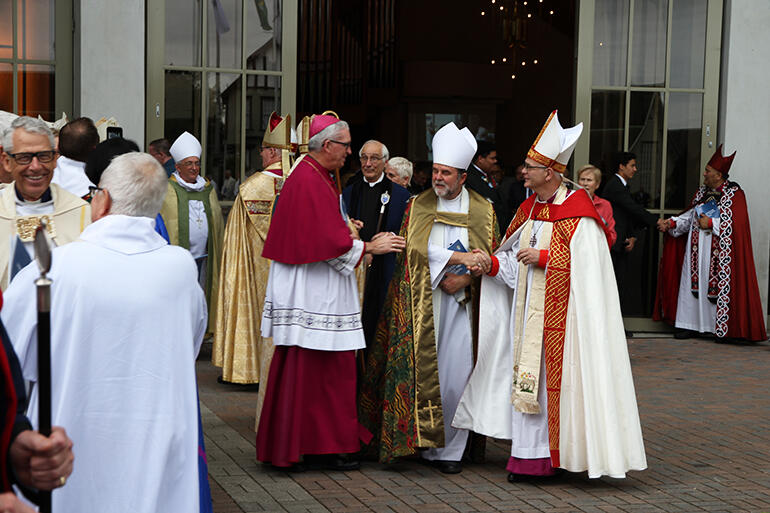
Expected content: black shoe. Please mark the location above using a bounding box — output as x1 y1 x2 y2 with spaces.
507 469 564 483
270 462 306 473
305 454 360 471
433 460 462 474
674 329 696 339
325 454 360 471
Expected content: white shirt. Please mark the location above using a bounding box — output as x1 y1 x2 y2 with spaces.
51 156 94 198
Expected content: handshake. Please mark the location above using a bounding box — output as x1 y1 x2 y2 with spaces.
454 249 493 276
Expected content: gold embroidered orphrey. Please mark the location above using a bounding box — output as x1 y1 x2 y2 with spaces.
16 215 57 242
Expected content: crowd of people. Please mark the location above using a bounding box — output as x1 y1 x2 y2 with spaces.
0 104 765 510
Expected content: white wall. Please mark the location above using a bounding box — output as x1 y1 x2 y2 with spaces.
719 0 770 319
76 0 145 145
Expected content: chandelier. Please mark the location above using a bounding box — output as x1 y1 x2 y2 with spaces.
481 0 556 79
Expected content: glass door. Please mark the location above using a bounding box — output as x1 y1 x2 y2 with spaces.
146 0 298 199
574 0 723 329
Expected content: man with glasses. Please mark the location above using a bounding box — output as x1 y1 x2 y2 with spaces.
342 140 410 347
455 111 647 482
213 112 292 394
256 114 405 471
160 131 225 335
0 116 91 290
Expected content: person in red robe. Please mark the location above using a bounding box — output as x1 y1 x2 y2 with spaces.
654 145 766 343
256 113 405 471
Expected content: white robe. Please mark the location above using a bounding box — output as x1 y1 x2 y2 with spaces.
51 156 94 198
173 171 209 259
2 214 205 513
670 208 720 333
421 188 474 462
454 211 647 478
262 239 366 351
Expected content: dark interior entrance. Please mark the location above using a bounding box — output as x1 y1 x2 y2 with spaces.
296 0 577 177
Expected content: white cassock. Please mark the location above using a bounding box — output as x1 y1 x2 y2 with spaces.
454 193 647 478
3 215 206 513
670 208 719 333
422 187 474 462
262 238 366 351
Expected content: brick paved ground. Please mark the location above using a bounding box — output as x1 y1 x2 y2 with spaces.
197 336 770 513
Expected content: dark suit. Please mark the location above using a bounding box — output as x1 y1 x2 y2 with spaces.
602 174 659 313
342 176 410 346
464 164 511 232
498 176 528 231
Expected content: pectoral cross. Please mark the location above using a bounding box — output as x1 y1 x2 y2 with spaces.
529 232 538 248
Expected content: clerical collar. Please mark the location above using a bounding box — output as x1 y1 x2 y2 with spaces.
15 185 52 204
364 172 385 188
173 171 206 191
615 173 628 186
535 189 559 204
473 163 486 178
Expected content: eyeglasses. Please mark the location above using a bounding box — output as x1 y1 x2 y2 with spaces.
523 163 548 171
178 160 202 168
6 150 57 165
360 154 383 163
88 185 104 198
328 139 351 149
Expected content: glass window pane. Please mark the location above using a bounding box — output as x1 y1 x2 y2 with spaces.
246 0 282 71
164 70 203 145
628 91 664 209
206 73 242 191
16 0 54 61
208 0 243 70
18 64 54 119
165 0 202 66
589 90 626 177
670 0 706 88
245 75 281 179
666 92 702 210
0 63 11 111
631 0 668 87
593 0 629 87
0 0 12 59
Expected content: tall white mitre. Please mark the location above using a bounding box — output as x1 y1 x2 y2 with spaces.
527 110 583 173
432 122 478 170
170 131 202 162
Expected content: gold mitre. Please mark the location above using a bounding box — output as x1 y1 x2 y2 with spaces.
295 116 311 155
262 112 292 150
527 110 583 174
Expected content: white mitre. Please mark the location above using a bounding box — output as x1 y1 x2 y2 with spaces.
432 122 477 170
170 131 202 162
527 110 583 173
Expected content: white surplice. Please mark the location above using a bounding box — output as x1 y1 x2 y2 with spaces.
262 239 366 351
51 156 95 198
670 208 720 333
2 214 205 513
421 187 474 462
454 196 647 478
